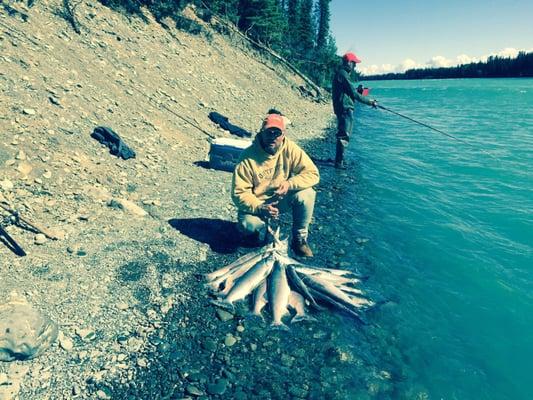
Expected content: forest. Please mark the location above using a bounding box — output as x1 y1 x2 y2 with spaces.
98 0 340 88
363 51 533 80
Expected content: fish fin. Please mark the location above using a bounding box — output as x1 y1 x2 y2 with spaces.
204 282 219 292
270 322 290 331
291 315 317 324
308 301 325 311
210 299 234 313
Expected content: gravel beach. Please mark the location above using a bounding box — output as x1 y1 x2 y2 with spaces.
0 2 353 398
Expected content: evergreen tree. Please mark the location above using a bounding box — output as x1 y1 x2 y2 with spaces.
315 0 330 51
204 0 240 23
286 0 300 49
238 0 286 49
297 0 315 58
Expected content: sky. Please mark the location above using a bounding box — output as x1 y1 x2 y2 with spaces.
330 0 533 75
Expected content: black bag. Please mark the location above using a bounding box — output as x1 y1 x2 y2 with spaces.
91 126 136 160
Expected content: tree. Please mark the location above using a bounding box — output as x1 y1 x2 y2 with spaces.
296 0 315 58
238 0 286 50
286 0 300 49
204 0 240 23
315 0 330 51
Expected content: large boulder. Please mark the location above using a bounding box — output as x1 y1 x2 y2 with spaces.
0 297 58 361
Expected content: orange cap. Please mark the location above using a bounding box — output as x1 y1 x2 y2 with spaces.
343 52 361 63
262 114 286 132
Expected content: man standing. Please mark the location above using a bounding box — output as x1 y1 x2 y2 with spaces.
332 52 378 169
232 114 319 257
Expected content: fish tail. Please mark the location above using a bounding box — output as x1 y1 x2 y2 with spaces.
291 314 317 324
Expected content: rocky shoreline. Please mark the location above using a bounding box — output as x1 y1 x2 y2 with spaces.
0 1 348 399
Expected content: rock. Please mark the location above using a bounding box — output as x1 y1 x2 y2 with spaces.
236 325 245 333
34 234 47 245
137 358 148 367
15 150 26 160
75 328 96 342
17 162 32 175
201 339 217 352
0 297 58 361
116 302 129 311
58 332 74 351
233 389 247 400
42 170 52 179
67 245 87 257
185 384 204 396
224 334 236 347
108 198 147 217
71 383 81 396
96 389 110 399
216 308 233 322
0 179 14 190
288 384 309 398
22 108 36 115
207 379 228 396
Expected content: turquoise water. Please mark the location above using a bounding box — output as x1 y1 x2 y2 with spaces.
339 78 533 399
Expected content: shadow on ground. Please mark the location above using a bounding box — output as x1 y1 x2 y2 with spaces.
168 218 239 254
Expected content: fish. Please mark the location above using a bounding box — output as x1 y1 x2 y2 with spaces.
208 225 375 329
206 246 273 282
288 291 316 323
286 265 321 310
268 261 290 329
339 285 364 296
301 273 374 310
206 250 271 291
224 254 275 305
295 266 355 277
219 252 271 295
298 270 360 286
306 286 367 325
252 280 268 317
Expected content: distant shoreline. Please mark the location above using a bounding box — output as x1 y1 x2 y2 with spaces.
362 51 533 81
363 75 533 81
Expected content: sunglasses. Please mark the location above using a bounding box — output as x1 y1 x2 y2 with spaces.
264 128 283 138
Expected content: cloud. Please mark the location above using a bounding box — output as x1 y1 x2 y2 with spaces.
427 56 451 68
361 47 532 75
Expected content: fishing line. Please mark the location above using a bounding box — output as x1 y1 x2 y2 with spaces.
377 104 497 159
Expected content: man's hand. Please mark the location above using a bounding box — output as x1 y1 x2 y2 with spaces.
371 100 378 109
259 202 280 219
274 181 290 197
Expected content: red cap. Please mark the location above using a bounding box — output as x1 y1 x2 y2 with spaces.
262 114 286 132
343 52 361 63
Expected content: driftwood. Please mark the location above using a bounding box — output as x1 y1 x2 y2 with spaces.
61 0 82 34
0 224 26 256
0 202 60 240
128 85 216 139
200 2 325 102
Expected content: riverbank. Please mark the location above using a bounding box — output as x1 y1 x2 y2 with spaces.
0 1 335 399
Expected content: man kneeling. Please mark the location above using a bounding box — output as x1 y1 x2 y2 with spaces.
232 113 319 257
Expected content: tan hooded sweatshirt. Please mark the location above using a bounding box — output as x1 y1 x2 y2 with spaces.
232 136 319 214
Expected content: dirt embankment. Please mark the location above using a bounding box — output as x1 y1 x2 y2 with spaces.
0 1 334 399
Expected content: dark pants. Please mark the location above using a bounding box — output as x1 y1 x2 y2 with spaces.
335 108 354 165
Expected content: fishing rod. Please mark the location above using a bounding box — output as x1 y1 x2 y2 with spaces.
377 105 464 142
376 104 498 159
